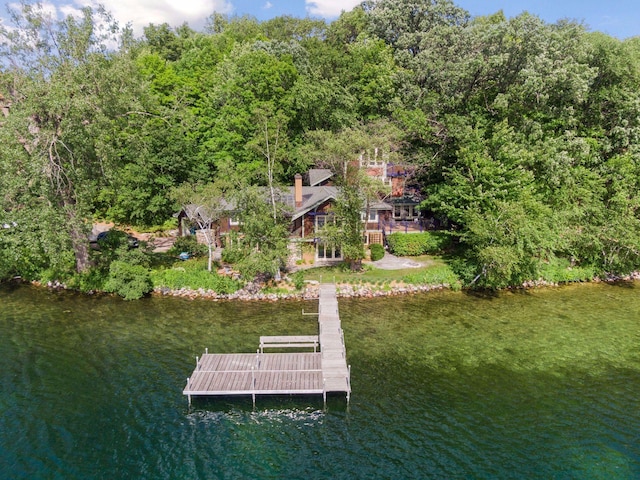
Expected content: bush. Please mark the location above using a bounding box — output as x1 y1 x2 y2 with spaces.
66 269 109 292
150 265 241 294
139 218 178 234
221 244 247 264
291 271 305 290
169 235 208 258
402 264 462 290
104 261 153 300
387 231 450 256
539 258 596 283
369 243 385 261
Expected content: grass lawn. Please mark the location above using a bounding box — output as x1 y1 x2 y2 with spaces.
148 251 461 293
300 255 460 287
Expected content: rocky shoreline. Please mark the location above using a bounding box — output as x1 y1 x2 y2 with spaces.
151 271 640 301
34 270 640 301
151 281 451 301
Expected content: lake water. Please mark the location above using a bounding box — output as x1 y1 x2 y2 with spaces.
1 282 639 479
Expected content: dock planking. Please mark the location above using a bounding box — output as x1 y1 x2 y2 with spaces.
183 284 351 404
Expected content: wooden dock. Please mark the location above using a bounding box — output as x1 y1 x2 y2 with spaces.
183 284 351 404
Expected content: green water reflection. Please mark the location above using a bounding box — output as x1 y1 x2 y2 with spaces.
0 282 639 479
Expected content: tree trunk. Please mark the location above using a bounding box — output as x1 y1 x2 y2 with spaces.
63 201 91 273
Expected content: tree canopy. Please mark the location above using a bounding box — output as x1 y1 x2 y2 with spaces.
2 0 640 288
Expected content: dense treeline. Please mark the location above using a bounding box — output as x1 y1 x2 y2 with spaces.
1 0 640 288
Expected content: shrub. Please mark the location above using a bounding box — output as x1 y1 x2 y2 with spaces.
291 271 305 290
387 231 450 256
402 264 462 290
169 235 208 258
221 245 247 264
66 269 109 292
369 243 385 261
104 261 153 300
150 267 241 294
140 218 178 234
539 258 596 283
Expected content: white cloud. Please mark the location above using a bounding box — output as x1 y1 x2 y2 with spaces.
58 4 84 19
62 0 233 35
263 1 273 10
305 0 360 18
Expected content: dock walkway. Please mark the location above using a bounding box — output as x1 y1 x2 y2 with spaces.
183 284 350 404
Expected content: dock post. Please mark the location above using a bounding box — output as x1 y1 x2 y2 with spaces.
252 367 256 408
347 365 351 404
323 378 326 407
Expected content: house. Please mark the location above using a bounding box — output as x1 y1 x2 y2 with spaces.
176 160 423 264
285 169 400 262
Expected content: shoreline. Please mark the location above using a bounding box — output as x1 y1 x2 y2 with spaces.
20 270 640 302
151 270 640 301
150 281 452 301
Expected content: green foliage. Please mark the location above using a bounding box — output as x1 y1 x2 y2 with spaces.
369 243 385 261
387 232 450 256
230 186 291 280
221 244 247 265
291 271 305 290
539 258 597 284
104 261 153 300
402 264 462 290
93 230 151 274
3 1 640 290
150 261 241 293
169 236 208 257
66 269 109 293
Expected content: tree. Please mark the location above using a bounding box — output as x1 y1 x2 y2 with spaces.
97 51 200 226
171 183 227 272
0 2 143 274
231 186 291 280
247 105 295 221
195 45 298 182
305 120 402 269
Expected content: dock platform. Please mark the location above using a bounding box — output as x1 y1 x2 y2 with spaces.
183 284 351 404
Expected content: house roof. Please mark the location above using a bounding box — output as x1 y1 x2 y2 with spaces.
285 185 338 221
387 193 422 206
370 200 393 211
177 199 235 221
307 169 333 186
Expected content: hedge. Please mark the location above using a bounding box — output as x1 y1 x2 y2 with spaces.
386 231 450 256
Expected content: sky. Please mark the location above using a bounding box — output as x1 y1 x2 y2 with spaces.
1 0 639 39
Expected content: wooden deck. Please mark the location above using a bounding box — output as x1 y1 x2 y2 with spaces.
318 284 351 396
183 284 351 404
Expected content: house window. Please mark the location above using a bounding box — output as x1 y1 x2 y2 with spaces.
315 214 341 260
359 149 386 167
360 210 379 222
393 205 416 220
317 241 342 260
229 216 240 226
316 214 334 229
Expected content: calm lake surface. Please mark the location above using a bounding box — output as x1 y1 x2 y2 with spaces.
1 282 639 479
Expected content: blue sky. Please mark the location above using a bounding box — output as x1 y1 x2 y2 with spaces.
2 1 639 39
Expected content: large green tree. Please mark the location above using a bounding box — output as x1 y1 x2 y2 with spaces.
0 2 143 274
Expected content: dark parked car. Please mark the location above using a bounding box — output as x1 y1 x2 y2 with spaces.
96 230 139 248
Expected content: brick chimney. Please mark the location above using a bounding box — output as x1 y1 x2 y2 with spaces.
294 173 303 208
